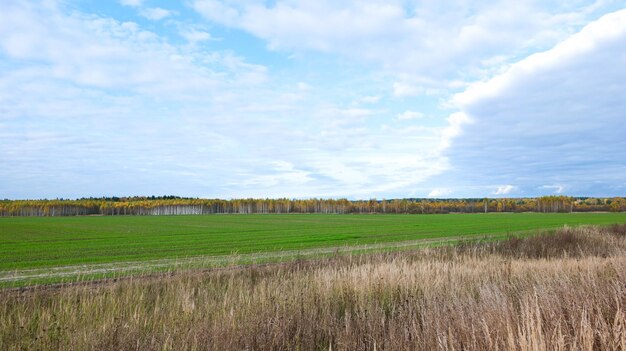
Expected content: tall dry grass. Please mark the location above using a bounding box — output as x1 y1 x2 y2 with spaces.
1 225 626 350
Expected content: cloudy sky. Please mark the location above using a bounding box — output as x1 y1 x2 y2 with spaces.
1 0 625 199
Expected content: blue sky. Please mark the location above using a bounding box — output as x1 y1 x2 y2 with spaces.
1 0 625 199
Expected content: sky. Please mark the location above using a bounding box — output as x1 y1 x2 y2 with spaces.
1 0 625 199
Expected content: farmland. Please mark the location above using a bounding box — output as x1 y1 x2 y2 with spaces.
2 224 626 350
2 213 626 284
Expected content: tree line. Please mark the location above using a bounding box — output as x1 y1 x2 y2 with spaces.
1 196 625 217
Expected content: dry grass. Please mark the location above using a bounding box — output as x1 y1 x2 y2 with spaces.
1 225 626 350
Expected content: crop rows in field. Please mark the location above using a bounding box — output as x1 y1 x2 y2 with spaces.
2 213 626 273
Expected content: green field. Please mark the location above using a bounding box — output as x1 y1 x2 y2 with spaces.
2 213 626 273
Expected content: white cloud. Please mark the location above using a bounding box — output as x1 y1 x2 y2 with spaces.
140 7 173 21
180 29 214 43
494 185 516 195
120 0 142 7
330 107 374 118
358 95 380 104
192 0 617 90
4 0 625 199
297 82 311 91
393 82 422 97
396 110 424 121
439 112 471 150
236 161 314 189
0 1 452 199
0 2 266 94
428 188 452 198
445 9 626 196
0 1 276 198
541 185 565 194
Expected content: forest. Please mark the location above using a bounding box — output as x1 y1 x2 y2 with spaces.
1 195 625 216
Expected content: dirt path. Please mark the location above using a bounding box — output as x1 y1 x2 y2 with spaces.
0 234 494 284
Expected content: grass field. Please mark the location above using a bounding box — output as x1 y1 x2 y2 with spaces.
2 225 626 350
2 213 626 273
